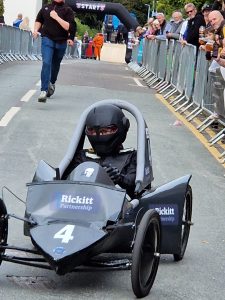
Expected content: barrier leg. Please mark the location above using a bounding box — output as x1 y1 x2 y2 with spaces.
209 133 225 146
137 66 146 74
196 115 213 130
152 79 164 89
164 88 177 99
148 77 159 87
198 118 217 133
186 107 202 120
209 129 225 144
139 70 150 78
157 81 168 92
146 74 156 85
219 150 225 159
175 100 190 112
143 72 152 81
159 83 172 94
169 93 183 104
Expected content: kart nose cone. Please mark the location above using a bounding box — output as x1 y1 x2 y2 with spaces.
30 223 107 274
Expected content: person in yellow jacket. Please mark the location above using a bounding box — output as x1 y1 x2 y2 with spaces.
93 33 104 60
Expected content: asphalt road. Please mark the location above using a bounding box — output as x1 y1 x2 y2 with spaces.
0 58 224 300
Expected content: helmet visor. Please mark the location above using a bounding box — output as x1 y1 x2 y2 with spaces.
86 125 118 136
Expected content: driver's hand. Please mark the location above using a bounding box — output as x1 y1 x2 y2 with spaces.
104 164 120 184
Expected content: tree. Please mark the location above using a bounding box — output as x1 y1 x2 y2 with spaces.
0 0 5 23
0 0 4 16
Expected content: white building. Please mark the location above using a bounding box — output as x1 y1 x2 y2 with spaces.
4 0 42 30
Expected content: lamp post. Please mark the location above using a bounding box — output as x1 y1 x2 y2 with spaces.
152 0 157 17
145 4 150 22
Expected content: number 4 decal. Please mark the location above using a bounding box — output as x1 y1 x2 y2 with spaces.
54 225 75 243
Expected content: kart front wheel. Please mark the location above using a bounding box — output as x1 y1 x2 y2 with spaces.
131 209 161 298
0 198 8 266
174 185 192 261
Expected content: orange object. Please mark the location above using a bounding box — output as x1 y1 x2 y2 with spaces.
205 41 214 52
86 40 94 58
93 33 104 60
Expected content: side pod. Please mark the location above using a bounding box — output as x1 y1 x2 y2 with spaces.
138 175 192 254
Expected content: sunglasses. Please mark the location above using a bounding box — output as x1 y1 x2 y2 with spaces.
186 9 194 14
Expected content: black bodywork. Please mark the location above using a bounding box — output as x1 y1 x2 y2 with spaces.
0 100 192 297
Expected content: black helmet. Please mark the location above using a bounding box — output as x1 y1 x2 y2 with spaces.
85 104 130 155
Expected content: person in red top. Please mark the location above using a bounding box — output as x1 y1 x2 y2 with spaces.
93 33 104 60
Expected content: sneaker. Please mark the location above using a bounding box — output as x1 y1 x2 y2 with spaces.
47 82 55 98
38 91 47 103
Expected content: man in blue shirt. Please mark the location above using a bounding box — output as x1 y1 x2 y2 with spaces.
13 13 23 28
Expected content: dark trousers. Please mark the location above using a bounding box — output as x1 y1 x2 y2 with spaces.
41 37 67 91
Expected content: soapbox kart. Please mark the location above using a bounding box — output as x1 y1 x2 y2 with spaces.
0 100 192 298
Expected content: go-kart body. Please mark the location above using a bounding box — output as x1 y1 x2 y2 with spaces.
25 160 190 275
0 99 192 297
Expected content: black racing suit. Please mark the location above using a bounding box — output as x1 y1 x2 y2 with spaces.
62 148 137 197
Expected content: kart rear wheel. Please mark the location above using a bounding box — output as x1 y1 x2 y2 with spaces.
131 209 161 298
0 198 8 266
174 185 192 261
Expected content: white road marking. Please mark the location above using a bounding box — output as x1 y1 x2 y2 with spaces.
133 77 144 87
20 90 37 102
0 107 21 127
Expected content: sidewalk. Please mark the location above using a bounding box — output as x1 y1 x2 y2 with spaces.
100 43 126 63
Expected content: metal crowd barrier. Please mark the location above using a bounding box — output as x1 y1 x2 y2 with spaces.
0 24 78 65
128 38 225 162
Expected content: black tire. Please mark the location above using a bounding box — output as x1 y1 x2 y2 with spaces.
131 209 161 298
0 198 8 266
174 185 192 261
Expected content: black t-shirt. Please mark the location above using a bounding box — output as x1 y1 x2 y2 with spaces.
186 13 206 47
36 1 76 42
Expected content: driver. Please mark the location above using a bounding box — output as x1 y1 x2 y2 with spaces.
63 104 137 197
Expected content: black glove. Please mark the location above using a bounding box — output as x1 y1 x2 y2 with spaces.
104 164 121 184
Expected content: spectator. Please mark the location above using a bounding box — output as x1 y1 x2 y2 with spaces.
33 0 76 103
212 0 225 18
166 11 184 40
135 26 146 41
202 4 213 28
155 13 171 39
93 33 104 60
145 17 155 38
116 23 123 43
208 10 225 59
19 17 31 31
81 31 89 59
13 13 23 28
205 10 225 119
121 24 128 44
179 18 189 40
182 3 205 47
86 37 95 59
105 19 114 43
69 36 80 58
146 19 161 40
